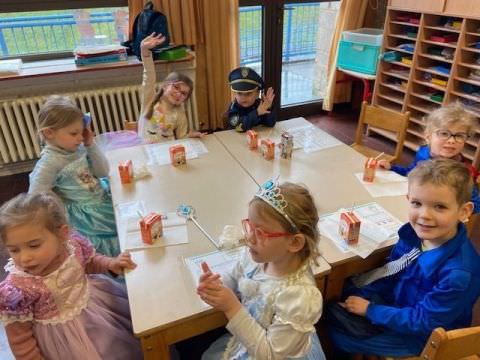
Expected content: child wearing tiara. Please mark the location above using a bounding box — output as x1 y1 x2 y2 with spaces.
29 95 120 258
0 192 142 359
139 32 205 143
327 159 480 358
197 181 326 359
378 102 480 212
223 66 276 132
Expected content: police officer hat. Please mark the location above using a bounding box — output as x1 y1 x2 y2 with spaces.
228 67 264 92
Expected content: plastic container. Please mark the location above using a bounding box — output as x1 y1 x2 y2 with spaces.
338 40 381 75
153 46 188 61
342 28 383 46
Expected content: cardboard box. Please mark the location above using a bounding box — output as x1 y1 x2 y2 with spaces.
140 212 163 245
260 139 275 160
339 211 361 245
246 130 258 150
118 160 133 184
363 157 377 182
169 144 186 166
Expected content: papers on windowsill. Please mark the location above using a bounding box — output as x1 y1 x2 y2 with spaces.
144 139 208 166
354 170 408 197
0 59 22 76
319 202 402 258
271 121 343 153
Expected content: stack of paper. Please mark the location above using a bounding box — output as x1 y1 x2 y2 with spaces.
319 202 402 258
74 45 128 66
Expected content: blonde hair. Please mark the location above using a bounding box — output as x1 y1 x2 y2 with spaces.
37 95 83 141
424 101 476 137
408 158 473 206
250 182 320 265
143 72 194 119
0 192 67 247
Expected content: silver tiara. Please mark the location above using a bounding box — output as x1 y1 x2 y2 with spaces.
255 179 297 232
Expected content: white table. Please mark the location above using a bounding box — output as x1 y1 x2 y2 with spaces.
105 134 331 359
215 118 409 299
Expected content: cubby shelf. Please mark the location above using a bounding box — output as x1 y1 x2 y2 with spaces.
373 7 480 167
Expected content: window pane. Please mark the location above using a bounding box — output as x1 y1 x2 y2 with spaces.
239 5 263 77
0 7 128 58
281 2 340 106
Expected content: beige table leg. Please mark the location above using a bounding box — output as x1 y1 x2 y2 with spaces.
141 332 170 360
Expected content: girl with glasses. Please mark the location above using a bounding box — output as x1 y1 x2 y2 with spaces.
138 33 205 143
378 102 479 213
197 181 326 360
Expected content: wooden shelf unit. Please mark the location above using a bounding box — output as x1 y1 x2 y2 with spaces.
373 7 480 168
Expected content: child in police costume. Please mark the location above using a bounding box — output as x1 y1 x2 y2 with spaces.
223 66 276 132
327 158 480 358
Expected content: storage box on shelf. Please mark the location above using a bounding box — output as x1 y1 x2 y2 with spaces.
338 28 384 75
373 7 480 167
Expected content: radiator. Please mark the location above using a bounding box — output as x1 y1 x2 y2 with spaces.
0 85 198 174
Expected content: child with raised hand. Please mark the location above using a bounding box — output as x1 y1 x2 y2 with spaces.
0 192 142 360
139 32 205 143
377 102 479 212
29 95 120 258
224 66 276 132
197 181 326 360
327 159 480 358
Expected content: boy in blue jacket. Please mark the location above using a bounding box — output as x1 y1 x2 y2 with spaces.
327 158 480 358
223 66 275 132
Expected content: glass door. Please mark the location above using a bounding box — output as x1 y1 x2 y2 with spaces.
239 0 340 119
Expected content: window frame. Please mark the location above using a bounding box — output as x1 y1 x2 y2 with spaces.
0 1 128 61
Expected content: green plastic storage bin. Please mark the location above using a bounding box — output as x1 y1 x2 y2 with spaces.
337 40 381 75
152 46 188 61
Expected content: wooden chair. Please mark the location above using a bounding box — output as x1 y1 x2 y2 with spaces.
123 120 138 131
352 101 410 163
384 326 480 360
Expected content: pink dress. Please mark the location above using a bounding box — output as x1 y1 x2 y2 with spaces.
0 233 142 360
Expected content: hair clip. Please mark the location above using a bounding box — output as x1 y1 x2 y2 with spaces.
83 113 92 128
255 179 297 232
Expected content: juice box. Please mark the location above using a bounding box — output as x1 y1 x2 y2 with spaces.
261 139 275 160
246 130 258 150
363 157 377 182
139 212 163 245
118 160 133 184
169 144 186 166
339 211 361 245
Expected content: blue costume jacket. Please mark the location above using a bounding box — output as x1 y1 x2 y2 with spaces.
353 223 480 354
391 145 480 213
225 99 275 132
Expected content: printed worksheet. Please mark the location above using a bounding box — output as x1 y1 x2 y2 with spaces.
319 202 402 258
184 246 245 286
144 139 208 166
271 123 342 153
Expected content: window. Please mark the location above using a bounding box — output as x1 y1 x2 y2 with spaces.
0 1 128 60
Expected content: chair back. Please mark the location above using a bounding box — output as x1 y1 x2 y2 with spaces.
420 326 480 360
354 101 410 162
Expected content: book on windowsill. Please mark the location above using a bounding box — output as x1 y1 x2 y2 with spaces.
0 59 22 76
75 52 128 66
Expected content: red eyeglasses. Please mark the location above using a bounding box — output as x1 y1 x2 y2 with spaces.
241 218 291 241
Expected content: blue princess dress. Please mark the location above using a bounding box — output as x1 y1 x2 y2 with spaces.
29 144 120 257
202 250 326 360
